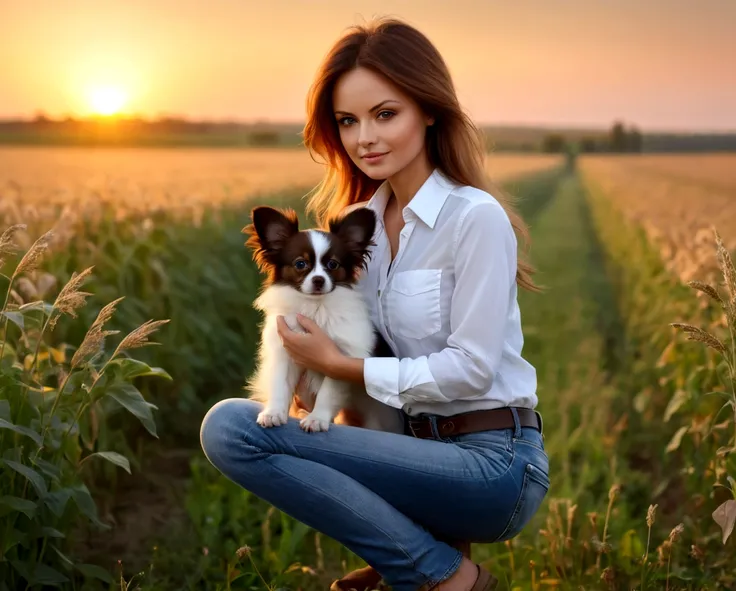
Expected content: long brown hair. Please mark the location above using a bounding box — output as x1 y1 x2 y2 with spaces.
302 16 541 292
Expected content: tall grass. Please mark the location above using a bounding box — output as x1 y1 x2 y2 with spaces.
0 224 171 589
582 171 736 587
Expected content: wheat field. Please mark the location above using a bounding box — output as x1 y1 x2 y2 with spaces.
0 147 561 227
579 154 736 284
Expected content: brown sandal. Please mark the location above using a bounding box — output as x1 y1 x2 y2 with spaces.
471 565 499 591
329 541 475 591
329 565 383 591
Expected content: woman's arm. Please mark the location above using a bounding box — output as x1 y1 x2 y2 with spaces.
328 356 365 384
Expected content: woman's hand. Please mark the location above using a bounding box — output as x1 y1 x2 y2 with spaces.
276 314 344 376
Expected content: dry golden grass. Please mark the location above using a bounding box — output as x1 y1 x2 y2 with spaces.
599 153 736 191
579 154 736 284
484 152 562 182
0 146 560 227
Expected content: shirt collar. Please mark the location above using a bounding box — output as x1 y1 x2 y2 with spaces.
365 168 456 229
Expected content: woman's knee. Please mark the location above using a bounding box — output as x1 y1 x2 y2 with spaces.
199 397 261 464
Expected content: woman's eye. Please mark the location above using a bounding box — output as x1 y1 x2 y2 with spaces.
378 110 395 120
337 117 355 126
326 260 339 270
294 260 308 270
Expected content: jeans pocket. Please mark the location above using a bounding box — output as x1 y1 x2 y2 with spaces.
494 463 549 542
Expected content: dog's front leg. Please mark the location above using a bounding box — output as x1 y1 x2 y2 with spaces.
256 350 300 428
300 377 349 432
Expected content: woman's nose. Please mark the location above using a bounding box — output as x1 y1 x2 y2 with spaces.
358 121 377 146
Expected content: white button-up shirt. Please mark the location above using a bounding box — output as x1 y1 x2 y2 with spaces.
356 168 538 417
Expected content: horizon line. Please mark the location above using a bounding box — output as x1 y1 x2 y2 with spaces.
1 113 734 135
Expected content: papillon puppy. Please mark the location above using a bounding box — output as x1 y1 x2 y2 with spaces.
242 205 403 434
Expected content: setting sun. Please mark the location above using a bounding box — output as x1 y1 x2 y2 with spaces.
88 86 127 116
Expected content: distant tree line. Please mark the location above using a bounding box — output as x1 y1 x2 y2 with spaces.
542 120 643 154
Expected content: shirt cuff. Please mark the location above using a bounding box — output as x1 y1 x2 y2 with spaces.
363 357 403 409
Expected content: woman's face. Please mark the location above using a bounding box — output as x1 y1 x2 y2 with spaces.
332 67 433 180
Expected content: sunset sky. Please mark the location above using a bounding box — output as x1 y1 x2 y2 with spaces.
1 0 734 131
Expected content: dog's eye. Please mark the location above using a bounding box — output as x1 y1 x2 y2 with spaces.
326 259 340 270
294 259 308 270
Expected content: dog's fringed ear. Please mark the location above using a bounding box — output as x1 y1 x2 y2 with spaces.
329 207 377 268
242 206 299 270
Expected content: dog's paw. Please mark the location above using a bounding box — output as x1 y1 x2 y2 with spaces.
257 408 288 428
299 413 332 433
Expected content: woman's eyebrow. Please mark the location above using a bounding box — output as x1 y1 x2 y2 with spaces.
334 99 400 116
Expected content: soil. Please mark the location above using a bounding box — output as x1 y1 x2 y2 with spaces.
70 444 195 575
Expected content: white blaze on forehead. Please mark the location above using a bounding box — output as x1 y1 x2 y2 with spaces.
302 230 333 294
308 230 331 260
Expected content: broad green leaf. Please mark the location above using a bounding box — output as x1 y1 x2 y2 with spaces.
0 399 10 421
107 358 172 381
32 457 62 481
18 300 55 317
51 545 75 569
2 310 24 330
4 528 29 553
30 562 69 585
70 483 110 530
2 459 47 497
107 383 159 438
83 451 131 474
39 526 65 539
9 559 31 582
0 495 37 519
44 488 72 517
0 417 43 446
76 563 114 584
61 369 88 394
713 499 736 544
0 342 15 361
665 426 688 453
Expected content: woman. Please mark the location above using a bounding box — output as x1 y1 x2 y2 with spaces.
200 16 549 591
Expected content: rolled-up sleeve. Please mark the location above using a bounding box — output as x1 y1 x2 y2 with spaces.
363 202 516 408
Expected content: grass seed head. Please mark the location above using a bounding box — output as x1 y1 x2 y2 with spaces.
687 280 724 306
714 228 736 308
11 229 54 279
668 523 684 542
71 296 124 368
235 545 252 559
115 319 170 354
55 266 95 319
0 223 27 267
646 504 658 527
670 323 728 355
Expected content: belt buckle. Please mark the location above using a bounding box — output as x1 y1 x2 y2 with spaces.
407 419 423 438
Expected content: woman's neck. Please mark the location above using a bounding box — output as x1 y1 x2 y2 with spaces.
386 153 434 210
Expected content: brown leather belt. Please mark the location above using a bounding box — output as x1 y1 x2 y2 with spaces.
404 407 542 439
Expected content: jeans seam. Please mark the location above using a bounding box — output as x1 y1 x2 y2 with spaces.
433 550 463 587
259 451 418 570
293 444 493 481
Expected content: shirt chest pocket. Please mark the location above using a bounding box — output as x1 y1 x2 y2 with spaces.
387 269 443 340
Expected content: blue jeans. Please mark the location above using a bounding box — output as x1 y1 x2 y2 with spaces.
199 399 550 591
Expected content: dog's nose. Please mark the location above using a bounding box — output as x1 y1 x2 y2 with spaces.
312 276 325 289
